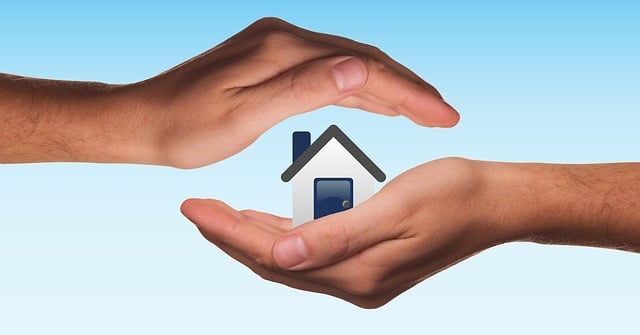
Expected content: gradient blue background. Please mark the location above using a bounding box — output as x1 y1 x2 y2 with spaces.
1 1 639 334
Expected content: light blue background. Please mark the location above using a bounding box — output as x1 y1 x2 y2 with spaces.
1 1 639 334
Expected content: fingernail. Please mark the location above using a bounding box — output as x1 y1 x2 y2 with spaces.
332 57 367 92
274 235 309 269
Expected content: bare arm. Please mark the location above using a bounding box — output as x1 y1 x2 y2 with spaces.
181 158 640 308
0 74 154 164
493 161 640 252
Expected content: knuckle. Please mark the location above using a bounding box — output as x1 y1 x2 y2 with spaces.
318 221 351 262
356 42 391 62
252 265 280 283
287 66 315 104
252 254 272 268
251 17 289 30
256 30 300 51
254 267 275 281
248 250 280 274
368 56 391 75
352 297 390 309
365 43 395 66
363 43 385 57
340 274 383 297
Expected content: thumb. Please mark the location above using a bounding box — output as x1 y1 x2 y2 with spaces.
272 193 401 271
244 56 368 123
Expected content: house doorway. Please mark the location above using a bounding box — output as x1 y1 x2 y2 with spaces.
313 178 353 219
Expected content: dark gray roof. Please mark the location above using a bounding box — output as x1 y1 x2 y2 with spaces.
281 125 386 182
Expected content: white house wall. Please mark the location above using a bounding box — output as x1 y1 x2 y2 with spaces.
292 138 375 226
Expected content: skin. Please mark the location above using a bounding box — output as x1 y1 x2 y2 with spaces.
3 17 638 310
181 158 640 308
0 17 458 167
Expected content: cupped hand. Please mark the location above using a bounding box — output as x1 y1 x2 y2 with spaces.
141 18 458 168
181 158 514 308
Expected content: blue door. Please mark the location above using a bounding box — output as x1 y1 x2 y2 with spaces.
314 178 353 219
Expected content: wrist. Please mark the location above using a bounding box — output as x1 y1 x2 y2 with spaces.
89 82 164 165
60 80 166 165
451 160 531 246
475 161 543 244
476 162 572 245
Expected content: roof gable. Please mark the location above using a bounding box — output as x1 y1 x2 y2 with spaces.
281 125 386 182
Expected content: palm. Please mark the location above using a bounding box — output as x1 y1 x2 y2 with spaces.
181 158 500 308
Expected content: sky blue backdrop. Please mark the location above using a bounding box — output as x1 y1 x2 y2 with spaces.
1 1 639 334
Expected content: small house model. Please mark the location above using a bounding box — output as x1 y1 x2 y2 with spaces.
281 125 386 226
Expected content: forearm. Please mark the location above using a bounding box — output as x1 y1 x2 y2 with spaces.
0 73 158 164
485 161 640 252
